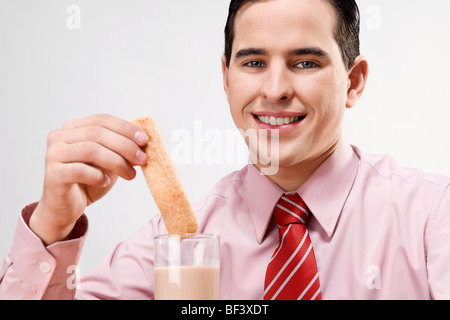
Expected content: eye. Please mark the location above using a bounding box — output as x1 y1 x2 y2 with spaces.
296 61 318 69
245 61 266 68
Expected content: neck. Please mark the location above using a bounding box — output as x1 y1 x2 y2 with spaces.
257 141 339 192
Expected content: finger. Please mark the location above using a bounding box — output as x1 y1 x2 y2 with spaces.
56 141 136 181
48 126 147 166
63 113 149 147
48 162 111 188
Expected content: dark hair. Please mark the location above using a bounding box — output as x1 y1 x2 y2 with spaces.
224 0 360 70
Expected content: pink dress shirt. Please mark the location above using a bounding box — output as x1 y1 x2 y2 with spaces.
1 142 450 300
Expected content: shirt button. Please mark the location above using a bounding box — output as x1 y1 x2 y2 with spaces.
39 262 51 273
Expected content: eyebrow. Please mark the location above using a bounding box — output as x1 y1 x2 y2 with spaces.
234 47 329 60
290 47 329 58
234 48 268 60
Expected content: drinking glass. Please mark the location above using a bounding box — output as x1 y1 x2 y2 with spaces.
154 234 220 300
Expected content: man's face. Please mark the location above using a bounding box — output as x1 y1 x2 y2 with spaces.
222 0 354 173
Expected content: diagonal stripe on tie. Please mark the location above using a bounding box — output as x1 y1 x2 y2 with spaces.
276 203 307 224
281 196 310 217
271 242 313 300
264 231 308 296
297 273 320 300
264 193 322 300
269 224 292 263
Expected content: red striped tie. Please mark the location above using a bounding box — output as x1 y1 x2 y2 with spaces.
264 193 322 300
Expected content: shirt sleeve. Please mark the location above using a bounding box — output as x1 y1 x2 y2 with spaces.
427 183 450 300
0 202 88 300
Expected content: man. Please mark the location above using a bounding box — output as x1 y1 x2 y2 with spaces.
1 0 449 299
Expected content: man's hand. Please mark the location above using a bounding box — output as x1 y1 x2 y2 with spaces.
30 114 149 245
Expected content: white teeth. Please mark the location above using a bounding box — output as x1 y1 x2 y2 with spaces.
257 115 302 126
270 116 277 126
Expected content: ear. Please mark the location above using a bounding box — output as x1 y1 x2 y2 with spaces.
346 55 369 109
221 55 230 103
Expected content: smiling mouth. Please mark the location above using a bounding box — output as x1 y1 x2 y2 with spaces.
254 115 306 126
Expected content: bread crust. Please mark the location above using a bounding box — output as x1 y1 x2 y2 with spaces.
132 115 198 234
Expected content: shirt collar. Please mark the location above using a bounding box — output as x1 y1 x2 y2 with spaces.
246 141 360 244
297 141 359 238
246 163 284 244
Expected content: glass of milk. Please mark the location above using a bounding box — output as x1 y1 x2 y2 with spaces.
154 234 220 300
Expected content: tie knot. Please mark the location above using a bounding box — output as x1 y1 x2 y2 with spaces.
274 194 310 226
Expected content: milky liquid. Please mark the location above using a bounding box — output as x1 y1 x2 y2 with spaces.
154 265 220 300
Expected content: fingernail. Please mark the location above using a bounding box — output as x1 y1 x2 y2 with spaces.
128 167 136 180
135 131 148 145
102 175 111 187
136 149 147 164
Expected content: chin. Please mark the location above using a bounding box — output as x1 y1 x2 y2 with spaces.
261 149 306 171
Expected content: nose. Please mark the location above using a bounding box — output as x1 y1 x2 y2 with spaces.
261 62 294 104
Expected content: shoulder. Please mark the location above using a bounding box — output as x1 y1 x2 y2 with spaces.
353 145 450 190
352 145 450 224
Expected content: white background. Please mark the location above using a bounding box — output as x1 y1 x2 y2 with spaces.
1 0 449 274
